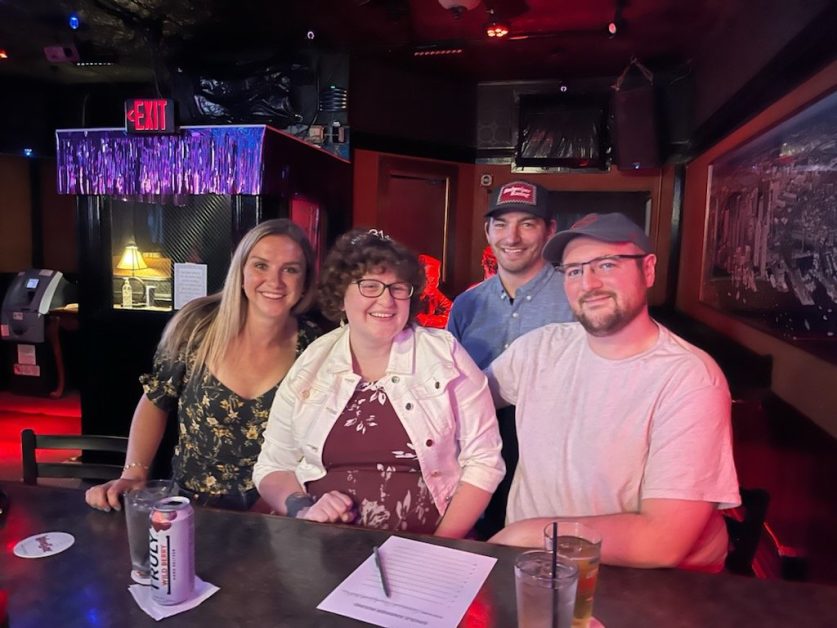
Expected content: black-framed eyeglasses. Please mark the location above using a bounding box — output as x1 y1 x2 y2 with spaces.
556 254 648 281
353 279 415 300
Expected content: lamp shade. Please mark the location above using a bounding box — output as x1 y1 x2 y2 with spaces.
116 243 148 271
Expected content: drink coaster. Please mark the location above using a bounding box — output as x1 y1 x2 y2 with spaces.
13 532 74 558
131 570 151 585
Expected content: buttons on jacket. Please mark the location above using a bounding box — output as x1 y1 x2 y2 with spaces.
425 439 434 447
301 389 310 399
434 381 440 389
391 376 400 383
431 470 441 477
512 312 519 318
405 402 413 411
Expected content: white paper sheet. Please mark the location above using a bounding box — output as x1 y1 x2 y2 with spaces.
128 576 219 621
317 536 497 628
173 263 207 310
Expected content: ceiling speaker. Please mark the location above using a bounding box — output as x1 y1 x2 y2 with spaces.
613 84 660 170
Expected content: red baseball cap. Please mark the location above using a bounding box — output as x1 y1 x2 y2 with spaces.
485 180 553 221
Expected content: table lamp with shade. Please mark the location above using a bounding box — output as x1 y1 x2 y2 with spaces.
115 241 147 308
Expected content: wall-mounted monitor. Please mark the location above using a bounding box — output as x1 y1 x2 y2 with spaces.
516 94 608 170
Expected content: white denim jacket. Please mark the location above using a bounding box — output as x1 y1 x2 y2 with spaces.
253 325 505 515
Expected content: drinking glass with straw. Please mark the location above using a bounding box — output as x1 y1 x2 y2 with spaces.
514 523 578 628
544 521 602 628
551 521 559 628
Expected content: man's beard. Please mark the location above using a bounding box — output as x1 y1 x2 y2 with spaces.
573 291 646 337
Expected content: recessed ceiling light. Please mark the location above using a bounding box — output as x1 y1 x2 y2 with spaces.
485 20 510 38
484 8 510 39
0 50 8 60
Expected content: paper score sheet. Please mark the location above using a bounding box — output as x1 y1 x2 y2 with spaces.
318 536 497 627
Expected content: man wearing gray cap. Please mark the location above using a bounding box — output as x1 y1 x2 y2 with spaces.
448 180 573 536
486 212 740 571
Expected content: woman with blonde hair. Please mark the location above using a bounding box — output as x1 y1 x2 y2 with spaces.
86 219 320 511
254 229 504 537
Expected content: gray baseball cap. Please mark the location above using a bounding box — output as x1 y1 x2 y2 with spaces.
543 212 652 263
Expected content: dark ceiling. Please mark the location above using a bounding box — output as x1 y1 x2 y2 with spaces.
0 0 734 85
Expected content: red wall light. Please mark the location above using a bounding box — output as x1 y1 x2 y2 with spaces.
0 50 8 60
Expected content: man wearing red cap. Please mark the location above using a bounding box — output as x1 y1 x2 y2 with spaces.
486 212 740 571
449 180 573 368
448 180 574 537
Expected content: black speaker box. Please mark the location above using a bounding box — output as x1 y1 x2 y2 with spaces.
660 74 694 147
613 84 661 170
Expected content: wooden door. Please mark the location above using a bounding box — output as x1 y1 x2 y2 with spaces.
377 157 457 288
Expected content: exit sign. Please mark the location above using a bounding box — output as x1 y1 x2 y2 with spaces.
124 98 176 133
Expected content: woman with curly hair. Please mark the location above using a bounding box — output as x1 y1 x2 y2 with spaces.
254 229 504 538
85 219 320 512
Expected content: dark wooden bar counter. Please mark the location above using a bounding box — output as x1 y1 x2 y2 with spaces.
1 482 836 627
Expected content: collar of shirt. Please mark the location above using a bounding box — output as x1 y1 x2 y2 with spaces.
496 264 559 302
324 325 418 376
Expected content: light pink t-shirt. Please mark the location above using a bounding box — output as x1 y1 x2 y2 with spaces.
486 322 740 570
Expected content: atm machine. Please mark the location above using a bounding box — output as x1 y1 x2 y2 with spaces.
1 269 76 396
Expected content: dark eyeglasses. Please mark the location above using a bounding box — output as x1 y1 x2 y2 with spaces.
353 279 415 300
556 254 648 281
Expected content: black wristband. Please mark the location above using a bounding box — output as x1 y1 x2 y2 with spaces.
285 492 316 518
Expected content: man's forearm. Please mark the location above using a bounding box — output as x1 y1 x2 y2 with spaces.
489 499 715 568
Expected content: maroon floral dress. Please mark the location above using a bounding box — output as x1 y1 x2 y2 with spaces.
306 380 442 533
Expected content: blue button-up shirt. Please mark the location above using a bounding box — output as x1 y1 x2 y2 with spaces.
447 264 574 369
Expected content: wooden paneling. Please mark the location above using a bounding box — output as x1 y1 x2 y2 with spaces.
39 160 77 273
0 155 32 272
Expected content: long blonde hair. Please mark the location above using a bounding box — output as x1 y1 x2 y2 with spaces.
157 219 316 375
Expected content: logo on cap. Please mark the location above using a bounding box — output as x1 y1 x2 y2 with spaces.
498 182 536 206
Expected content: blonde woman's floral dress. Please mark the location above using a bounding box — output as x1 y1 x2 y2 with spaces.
140 317 320 510
306 379 442 533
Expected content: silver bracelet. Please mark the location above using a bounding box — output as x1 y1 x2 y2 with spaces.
285 492 316 518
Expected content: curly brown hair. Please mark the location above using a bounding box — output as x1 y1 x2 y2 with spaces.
318 229 426 325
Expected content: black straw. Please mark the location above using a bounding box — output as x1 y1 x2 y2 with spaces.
551 521 558 628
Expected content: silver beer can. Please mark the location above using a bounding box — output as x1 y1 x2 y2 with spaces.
149 496 195 605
